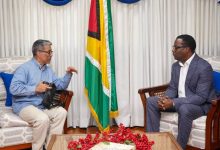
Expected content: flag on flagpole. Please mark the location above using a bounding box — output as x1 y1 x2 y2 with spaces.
85 0 118 132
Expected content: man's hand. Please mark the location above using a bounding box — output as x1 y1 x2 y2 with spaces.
35 82 52 93
157 96 173 111
66 66 78 74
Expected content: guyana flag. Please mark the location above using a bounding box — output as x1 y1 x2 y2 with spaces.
85 0 118 132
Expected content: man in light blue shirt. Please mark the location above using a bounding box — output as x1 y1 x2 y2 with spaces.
10 39 77 150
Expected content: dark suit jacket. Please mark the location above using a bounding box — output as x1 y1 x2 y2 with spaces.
165 54 216 114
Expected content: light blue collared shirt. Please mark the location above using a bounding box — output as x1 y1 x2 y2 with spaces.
10 58 72 114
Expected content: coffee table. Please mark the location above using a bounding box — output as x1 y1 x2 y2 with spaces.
47 132 182 150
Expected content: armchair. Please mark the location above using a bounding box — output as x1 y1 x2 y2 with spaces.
59 90 74 134
138 84 220 150
0 57 73 150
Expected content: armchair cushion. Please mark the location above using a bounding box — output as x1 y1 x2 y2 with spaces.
0 127 32 147
0 79 6 101
160 121 206 149
160 112 206 130
160 112 178 124
213 71 220 96
0 72 13 106
0 106 29 128
159 110 207 149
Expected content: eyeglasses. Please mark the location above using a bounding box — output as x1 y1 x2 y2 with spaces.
172 46 187 50
38 50 53 55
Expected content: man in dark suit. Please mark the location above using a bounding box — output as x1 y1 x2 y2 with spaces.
146 34 216 149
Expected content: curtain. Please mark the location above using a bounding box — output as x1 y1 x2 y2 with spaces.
0 0 219 127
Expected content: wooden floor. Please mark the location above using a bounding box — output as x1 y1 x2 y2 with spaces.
66 126 145 134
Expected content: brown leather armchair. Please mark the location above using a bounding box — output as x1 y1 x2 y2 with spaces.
138 84 220 150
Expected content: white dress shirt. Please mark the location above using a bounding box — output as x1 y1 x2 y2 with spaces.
178 53 195 97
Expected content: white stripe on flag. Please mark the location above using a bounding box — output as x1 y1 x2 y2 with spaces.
86 51 101 72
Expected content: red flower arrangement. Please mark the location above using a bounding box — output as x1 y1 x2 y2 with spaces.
67 124 154 150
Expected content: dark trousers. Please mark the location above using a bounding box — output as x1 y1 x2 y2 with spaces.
146 96 204 150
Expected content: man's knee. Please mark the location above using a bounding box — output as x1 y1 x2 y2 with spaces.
178 104 192 118
57 107 67 119
147 96 159 107
35 114 50 126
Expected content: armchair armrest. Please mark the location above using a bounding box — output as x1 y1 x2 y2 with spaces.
58 90 74 110
138 84 168 130
58 90 74 133
205 97 220 150
138 84 169 95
